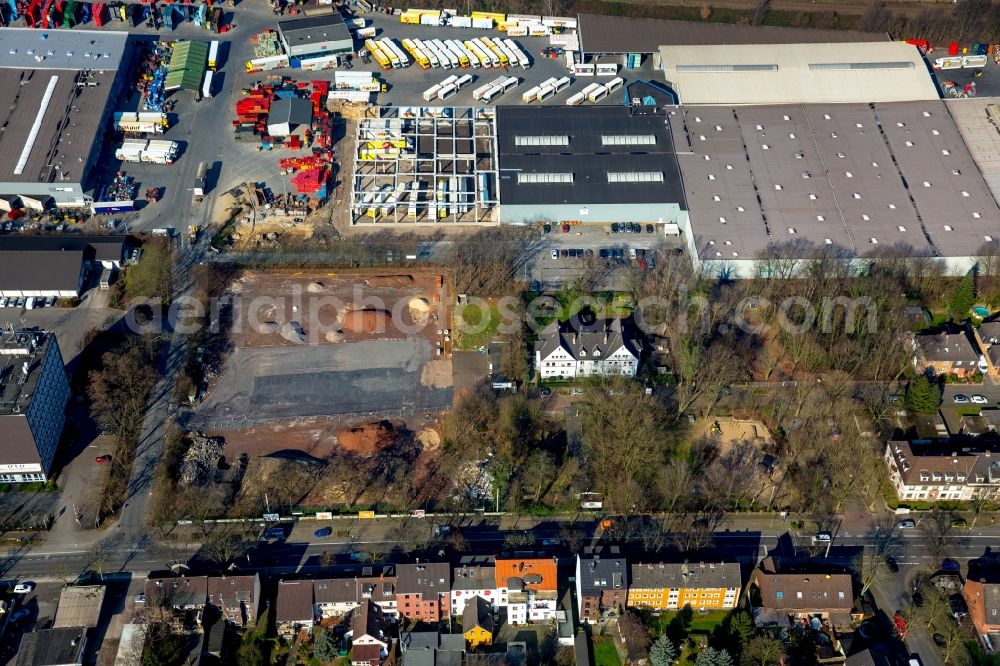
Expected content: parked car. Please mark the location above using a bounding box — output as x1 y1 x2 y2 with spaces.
568 249 577 258
550 249 559 259
8 608 31 624
540 387 552 397
12 582 34 594
314 527 332 538
94 455 113 464
560 249 568 258
972 395 989 404
951 518 968 528
561 223 570 233
541 538 560 546
941 558 961 573
646 224 655 233
886 556 900 573
433 525 452 536
811 531 833 544
543 224 551 234
953 395 970 404
599 249 608 258
898 519 916 529
611 223 619 233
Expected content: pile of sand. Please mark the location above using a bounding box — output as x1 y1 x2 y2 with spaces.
417 428 441 451
324 330 345 343
342 309 391 335
408 297 431 326
280 321 307 343
307 281 326 293
336 420 396 456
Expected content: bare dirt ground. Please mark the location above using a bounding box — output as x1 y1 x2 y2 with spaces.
191 270 455 454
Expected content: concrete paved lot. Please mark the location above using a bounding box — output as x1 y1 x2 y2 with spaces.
932 58 999 97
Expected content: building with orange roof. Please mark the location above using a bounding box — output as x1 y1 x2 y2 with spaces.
495 556 559 624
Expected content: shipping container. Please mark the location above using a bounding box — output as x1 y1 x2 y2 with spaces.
596 62 618 76
538 77 559 90
366 185 391 219
451 15 472 28
421 13 442 25
574 63 596 76
586 83 608 102
565 91 586 105
471 17 493 29
507 26 527 37
351 17 368 28
448 176 458 216
963 55 988 67
537 85 555 102
400 11 421 23
542 15 576 28
92 200 136 214
580 82 601 99
521 85 541 103
300 54 340 71
472 82 494 101
604 76 624 93
528 24 549 36
208 40 220 70
408 181 423 219
423 84 443 101
934 56 963 70
552 76 571 92
440 74 459 88
202 70 214 97
566 51 575 70
436 178 448 218
478 173 489 203
481 85 503 103
500 76 519 91
357 26 377 38
438 83 458 100
455 74 474 89
507 13 542 23
471 10 506 21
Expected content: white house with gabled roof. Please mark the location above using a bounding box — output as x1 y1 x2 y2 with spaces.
534 316 641 379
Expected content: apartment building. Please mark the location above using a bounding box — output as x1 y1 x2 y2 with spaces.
627 562 741 611
575 554 628 623
451 565 497 616
397 563 450 622
495 557 559 624
884 439 1000 501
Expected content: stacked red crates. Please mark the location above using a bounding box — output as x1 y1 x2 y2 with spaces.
93 2 107 25
291 167 327 197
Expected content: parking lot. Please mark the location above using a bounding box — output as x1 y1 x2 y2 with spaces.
354 14 653 108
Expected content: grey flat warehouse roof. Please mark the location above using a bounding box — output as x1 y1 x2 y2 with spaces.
578 13 887 54
672 101 1000 262
0 68 118 183
278 13 352 47
496 106 685 207
0 28 128 70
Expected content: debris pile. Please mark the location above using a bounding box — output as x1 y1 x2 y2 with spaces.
179 432 225 485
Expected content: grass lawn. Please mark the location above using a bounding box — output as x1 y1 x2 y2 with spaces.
593 637 621 666
453 300 502 351
649 610 730 635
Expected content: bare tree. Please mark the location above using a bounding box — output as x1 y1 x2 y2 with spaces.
919 509 955 562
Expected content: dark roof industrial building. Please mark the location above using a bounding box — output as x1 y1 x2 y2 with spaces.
496 106 687 224
671 101 1000 277
577 13 886 56
0 29 131 208
277 13 354 58
0 235 127 297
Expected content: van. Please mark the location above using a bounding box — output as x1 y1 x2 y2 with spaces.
811 531 832 544
24 297 35 310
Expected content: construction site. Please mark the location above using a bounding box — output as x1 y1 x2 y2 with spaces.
189 269 454 441
350 107 500 225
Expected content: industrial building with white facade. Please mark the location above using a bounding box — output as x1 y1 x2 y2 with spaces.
0 28 131 210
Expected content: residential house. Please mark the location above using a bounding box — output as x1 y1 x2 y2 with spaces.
351 600 391 651
973 320 1000 377
146 576 210 613
53 586 105 629
884 440 1000 502
314 578 361 620
627 561 741 611
208 575 260 627
749 557 854 629
353 644 384 666
396 563 451 622
575 554 628 623
963 578 1000 643
461 596 494 649
358 568 399 618
914 330 983 378
14 627 88 666
400 633 466 666
451 565 497 616
534 316 642 379
495 556 560 624
276 580 314 637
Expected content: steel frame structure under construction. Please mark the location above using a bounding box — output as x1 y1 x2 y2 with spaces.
350 106 500 225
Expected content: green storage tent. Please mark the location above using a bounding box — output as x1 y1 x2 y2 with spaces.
165 41 209 92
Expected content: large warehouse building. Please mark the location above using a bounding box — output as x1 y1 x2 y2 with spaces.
577 13 885 64
496 106 686 225
0 29 131 209
0 235 127 298
658 42 939 105
277 14 354 60
672 101 1000 277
